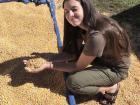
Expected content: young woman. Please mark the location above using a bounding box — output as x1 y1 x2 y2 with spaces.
24 0 131 104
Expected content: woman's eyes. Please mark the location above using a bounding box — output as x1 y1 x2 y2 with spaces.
72 8 78 12
65 8 78 14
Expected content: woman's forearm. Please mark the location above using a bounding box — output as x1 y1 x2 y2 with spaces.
51 62 79 72
51 52 76 63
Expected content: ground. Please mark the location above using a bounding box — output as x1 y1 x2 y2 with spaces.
0 2 140 105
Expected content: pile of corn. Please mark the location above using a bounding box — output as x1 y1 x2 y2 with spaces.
0 1 140 105
0 2 69 105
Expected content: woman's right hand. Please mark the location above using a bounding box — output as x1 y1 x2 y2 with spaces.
23 60 52 73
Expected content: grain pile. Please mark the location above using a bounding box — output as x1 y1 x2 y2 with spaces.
0 1 140 105
0 2 68 105
55 0 63 8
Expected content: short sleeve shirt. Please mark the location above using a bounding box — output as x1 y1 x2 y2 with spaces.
82 30 130 77
83 31 105 57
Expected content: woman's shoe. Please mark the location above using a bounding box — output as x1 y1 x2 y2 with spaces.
99 83 120 105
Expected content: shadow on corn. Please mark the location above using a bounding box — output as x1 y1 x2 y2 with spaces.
0 53 66 96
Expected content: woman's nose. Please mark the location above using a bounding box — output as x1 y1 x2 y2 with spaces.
69 10 74 17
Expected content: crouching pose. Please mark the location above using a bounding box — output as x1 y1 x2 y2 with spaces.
24 0 131 104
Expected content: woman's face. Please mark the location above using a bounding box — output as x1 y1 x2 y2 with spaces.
64 0 84 27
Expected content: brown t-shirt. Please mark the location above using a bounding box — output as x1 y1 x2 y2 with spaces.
82 31 130 78
83 31 105 57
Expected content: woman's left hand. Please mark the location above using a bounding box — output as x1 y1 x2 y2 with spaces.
23 60 52 73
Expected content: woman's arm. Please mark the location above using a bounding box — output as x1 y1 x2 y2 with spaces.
52 53 96 72
50 52 77 63
24 53 96 73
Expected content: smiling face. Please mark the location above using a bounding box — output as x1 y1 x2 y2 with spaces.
64 0 84 27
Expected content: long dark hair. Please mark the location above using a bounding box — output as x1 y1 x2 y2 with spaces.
62 0 131 60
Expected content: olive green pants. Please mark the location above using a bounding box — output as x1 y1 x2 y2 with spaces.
66 66 124 96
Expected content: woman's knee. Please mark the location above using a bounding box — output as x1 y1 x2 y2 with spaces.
66 74 82 92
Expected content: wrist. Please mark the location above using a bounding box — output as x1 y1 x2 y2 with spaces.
50 62 53 69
